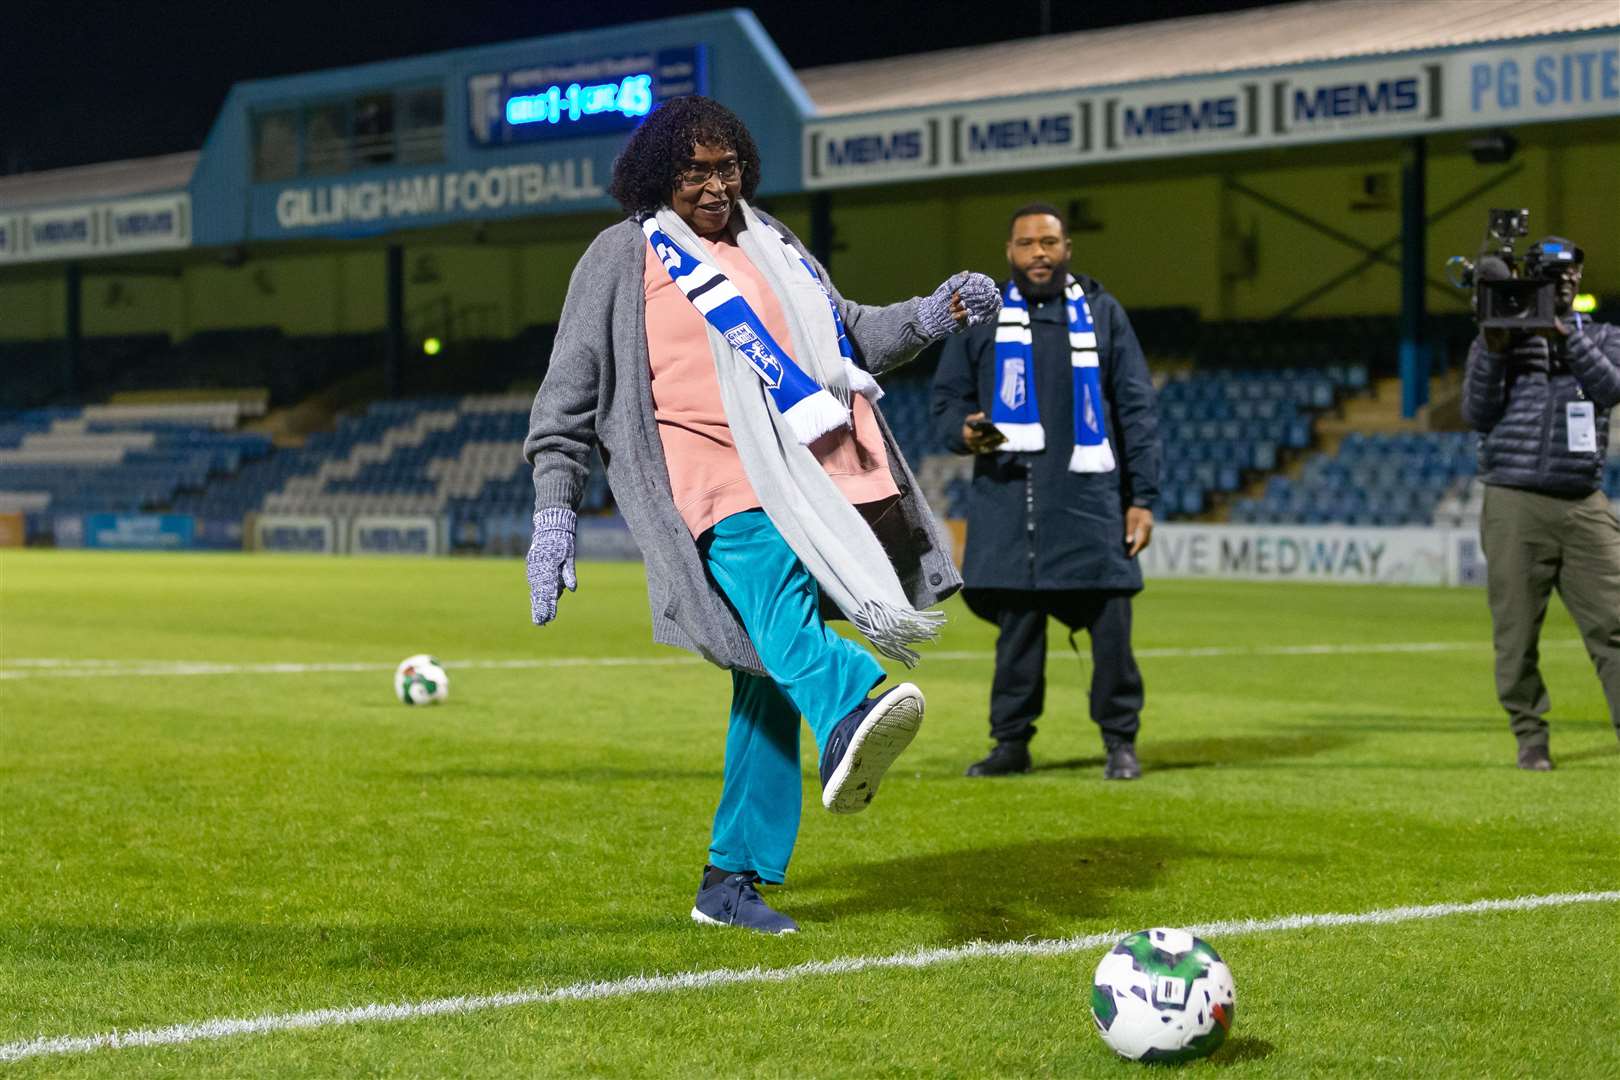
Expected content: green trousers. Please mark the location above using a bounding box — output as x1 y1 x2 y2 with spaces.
1480 484 1620 747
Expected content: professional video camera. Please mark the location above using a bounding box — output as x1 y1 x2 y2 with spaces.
1446 209 1583 333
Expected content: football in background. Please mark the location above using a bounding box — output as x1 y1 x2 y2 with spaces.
394 654 449 706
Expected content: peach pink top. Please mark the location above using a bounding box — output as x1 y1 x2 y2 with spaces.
643 235 898 539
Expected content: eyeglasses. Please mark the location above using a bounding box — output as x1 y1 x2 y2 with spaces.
677 159 745 189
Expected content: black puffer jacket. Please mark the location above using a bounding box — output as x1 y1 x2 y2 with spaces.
1460 320 1620 494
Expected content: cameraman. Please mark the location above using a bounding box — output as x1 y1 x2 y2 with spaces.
1461 237 1620 770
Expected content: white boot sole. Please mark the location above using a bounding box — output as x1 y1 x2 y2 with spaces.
821 682 924 814
689 906 797 934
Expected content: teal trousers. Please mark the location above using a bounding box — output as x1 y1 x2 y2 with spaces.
699 510 884 883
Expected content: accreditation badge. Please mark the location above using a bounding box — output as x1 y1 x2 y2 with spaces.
1566 400 1597 453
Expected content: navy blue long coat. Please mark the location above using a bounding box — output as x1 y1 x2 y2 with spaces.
930 275 1160 597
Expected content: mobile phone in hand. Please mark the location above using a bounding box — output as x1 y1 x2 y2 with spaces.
967 417 1006 446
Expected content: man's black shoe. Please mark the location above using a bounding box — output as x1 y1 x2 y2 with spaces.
1104 743 1141 780
1516 744 1554 771
965 741 1031 777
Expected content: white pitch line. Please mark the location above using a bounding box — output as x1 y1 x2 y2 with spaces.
1 889 1613 1065
0 639 1584 680
0 656 706 680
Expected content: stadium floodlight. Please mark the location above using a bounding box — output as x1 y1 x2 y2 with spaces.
1573 293 1596 315
422 337 443 356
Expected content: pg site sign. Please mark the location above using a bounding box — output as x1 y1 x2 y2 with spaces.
804 32 1619 188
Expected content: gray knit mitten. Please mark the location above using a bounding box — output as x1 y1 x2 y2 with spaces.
918 272 1003 336
527 508 578 625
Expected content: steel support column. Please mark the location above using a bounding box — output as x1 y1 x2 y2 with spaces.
386 244 404 398
1399 137 1429 418
64 262 82 400
809 192 833 271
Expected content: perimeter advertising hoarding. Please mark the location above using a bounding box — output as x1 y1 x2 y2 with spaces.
253 515 341 554
251 515 439 554
802 115 941 186
0 512 24 547
0 196 190 265
349 515 440 556
1138 524 1452 586
80 514 196 550
805 33 1619 189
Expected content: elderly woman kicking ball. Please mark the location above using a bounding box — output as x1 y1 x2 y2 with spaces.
523 95 999 933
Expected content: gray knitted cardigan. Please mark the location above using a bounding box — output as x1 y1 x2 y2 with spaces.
524 214 963 674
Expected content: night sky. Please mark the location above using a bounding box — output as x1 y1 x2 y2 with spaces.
5 0 1300 175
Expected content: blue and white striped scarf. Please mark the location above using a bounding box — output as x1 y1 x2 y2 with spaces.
641 212 880 446
991 276 1116 473
640 202 941 666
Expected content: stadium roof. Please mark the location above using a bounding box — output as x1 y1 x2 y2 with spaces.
0 151 199 211
797 0 1620 116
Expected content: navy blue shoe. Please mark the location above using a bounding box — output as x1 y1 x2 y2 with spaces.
691 868 799 934
819 682 924 814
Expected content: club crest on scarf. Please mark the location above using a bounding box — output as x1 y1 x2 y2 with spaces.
723 324 783 388
641 213 856 446
999 358 1027 410
640 203 944 666
989 275 1117 473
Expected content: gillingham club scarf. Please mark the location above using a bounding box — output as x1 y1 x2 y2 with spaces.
642 202 943 665
641 208 879 446
991 276 1117 473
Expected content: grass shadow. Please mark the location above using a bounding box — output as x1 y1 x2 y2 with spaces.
1210 1036 1275 1066
790 835 1206 942
1559 742 1620 764
0 917 678 977
1035 730 1358 775
395 766 720 783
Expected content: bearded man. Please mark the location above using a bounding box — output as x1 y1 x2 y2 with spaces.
931 203 1161 780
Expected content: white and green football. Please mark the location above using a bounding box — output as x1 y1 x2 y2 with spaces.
1091 928 1234 1063
394 654 449 706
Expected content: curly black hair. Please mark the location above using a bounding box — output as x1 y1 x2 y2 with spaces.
609 96 762 216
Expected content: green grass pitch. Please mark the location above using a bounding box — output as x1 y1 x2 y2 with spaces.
2 550 1616 1077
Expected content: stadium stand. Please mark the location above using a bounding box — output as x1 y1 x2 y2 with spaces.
99 330 386 407
916 364 1367 523
0 331 389 413
169 395 605 549
0 402 273 538
1431 444 1620 530
1231 431 1480 527
10 348 1601 548
1176 313 1478 377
